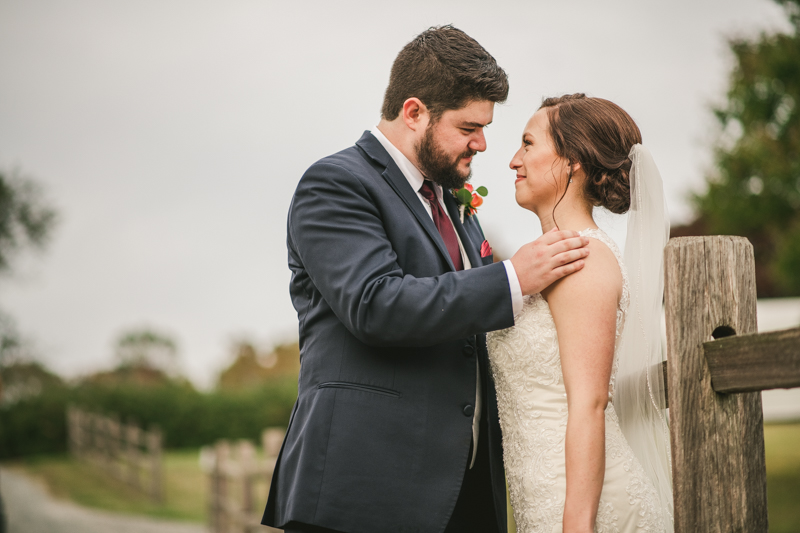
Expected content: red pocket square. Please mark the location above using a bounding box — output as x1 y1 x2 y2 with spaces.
480 240 492 258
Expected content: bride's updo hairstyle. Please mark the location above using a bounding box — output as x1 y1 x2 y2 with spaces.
540 93 642 214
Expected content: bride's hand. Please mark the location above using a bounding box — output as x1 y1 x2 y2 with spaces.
510 228 590 295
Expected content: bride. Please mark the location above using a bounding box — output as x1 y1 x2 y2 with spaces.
490 94 674 532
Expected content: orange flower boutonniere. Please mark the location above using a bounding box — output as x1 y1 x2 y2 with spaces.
452 183 488 222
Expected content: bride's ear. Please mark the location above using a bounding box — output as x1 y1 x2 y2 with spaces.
567 161 582 181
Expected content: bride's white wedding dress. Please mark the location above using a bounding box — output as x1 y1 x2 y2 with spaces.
487 228 668 533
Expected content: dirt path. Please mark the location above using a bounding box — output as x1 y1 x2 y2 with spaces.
1 468 207 533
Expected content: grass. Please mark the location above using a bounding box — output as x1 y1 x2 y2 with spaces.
4 449 207 522
765 422 800 533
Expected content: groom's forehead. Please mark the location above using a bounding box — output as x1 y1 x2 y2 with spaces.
441 100 495 126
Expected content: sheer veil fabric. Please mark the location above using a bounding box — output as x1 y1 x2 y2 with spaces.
613 144 674 531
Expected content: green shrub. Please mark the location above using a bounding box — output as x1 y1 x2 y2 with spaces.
0 385 71 457
0 378 297 458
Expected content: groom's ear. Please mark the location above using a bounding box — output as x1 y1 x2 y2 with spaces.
402 98 429 132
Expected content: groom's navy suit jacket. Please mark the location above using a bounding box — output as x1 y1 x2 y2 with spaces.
262 132 515 533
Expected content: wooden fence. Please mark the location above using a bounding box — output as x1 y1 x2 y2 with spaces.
66 406 163 503
664 236 800 532
201 428 285 533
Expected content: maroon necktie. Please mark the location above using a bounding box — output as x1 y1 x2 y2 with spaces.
419 180 464 271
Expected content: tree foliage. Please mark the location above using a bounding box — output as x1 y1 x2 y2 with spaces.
0 168 57 378
694 0 800 295
217 341 300 390
0 169 57 274
114 327 179 374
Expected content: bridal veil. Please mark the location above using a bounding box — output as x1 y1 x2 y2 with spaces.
613 144 674 531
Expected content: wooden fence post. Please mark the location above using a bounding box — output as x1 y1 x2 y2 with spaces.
664 236 767 532
65 408 163 504
238 440 256 521
148 427 163 503
108 415 121 480
215 441 231 533
127 424 141 489
204 430 285 533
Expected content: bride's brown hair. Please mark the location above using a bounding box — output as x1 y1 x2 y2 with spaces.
540 93 642 215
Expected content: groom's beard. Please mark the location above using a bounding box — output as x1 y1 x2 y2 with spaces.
415 125 476 190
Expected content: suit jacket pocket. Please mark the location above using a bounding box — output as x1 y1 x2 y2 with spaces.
317 381 401 398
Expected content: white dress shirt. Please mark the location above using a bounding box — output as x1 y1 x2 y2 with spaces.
371 127 523 468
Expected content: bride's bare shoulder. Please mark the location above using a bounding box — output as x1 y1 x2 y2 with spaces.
542 236 622 304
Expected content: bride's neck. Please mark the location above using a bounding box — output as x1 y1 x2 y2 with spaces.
537 201 596 234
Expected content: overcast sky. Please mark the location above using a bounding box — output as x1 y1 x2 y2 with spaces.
0 0 792 387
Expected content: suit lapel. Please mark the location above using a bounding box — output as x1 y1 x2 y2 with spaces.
356 132 455 271
443 191 482 268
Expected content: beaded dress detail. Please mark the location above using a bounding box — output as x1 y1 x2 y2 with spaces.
487 229 667 532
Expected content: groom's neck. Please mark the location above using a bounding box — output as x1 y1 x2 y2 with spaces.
377 119 421 169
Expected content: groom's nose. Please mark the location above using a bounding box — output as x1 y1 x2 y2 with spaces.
469 130 487 152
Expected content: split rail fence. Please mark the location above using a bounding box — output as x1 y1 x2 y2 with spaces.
201 428 285 533
66 406 163 503
183 234 800 532
664 236 800 532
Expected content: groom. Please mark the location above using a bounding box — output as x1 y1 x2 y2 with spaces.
262 25 589 533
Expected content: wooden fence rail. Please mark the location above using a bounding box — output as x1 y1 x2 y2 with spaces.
664 236 800 532
704 326 800 393
66 406 163 503
201 428 285 533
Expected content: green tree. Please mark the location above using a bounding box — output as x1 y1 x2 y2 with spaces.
0 169 57 274
0 169 57 412
694 0 800 296
0 170 57 368
114 328 179 374
216 340 300 390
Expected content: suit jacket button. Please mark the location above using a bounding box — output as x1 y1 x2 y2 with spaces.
462 344 474 357
463 404 474 417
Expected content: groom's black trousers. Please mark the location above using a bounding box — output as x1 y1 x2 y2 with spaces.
283 402 501 533
443 405 500 533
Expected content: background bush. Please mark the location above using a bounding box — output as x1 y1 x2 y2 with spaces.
0 377 297 459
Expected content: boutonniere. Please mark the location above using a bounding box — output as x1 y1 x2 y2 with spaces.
452 183 488 222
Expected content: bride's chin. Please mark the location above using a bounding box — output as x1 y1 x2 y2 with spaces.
514 196 538 214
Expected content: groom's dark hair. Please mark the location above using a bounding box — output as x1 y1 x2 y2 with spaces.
381 25 509 122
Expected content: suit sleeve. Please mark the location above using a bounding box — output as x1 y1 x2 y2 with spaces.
288 160 515 347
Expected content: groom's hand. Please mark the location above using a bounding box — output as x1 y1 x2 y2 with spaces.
510 228 590 295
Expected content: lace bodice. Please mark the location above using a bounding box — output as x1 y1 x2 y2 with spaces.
487 228 666 532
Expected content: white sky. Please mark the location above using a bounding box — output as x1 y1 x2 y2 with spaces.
0 0 792 388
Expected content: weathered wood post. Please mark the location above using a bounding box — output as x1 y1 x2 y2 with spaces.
214 441 231 533
108 415 122 479
91 412 103 467
66 406 77 456
239 440 256 523
147 427 163 503
664 236 767 532
127 424 141 489
262 428 284 462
